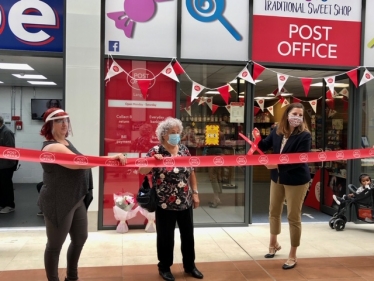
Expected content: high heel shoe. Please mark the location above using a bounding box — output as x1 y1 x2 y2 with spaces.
282 257 297 269
264 243 281 258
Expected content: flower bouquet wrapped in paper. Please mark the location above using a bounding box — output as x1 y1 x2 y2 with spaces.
113 192 139 233
138 206 156 232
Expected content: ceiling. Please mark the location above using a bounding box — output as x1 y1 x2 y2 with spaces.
0 55 349 101
0 55 63 88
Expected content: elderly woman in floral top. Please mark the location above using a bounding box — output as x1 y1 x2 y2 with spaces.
139 117 203 281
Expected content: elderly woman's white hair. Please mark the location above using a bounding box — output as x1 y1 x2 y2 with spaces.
155 117 183 143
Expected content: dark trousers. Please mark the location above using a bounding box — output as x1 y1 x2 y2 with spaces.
0 167 15 208
44 199 88 281
156 206 195 272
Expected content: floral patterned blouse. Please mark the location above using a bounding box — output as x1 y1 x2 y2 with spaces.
146 144 193 211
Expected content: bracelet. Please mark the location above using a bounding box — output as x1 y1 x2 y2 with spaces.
123 153 127 157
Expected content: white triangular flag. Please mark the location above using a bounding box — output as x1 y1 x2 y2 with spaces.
281 98 289 108
206 97 213 110
267 106 274 116
237 67 255 84
359 69 374 86
256 99 265 111
339 88 349 98
105 61 124 80
198 97 207 105
185 106 191 116
309 99 317 113
225 105 231 113
328 109 337 118
191 82 205 102
324 76 335 96
277 73 289 96
161 63 179 82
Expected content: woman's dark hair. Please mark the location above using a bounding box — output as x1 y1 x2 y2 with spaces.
359 173 371 183
40 107 69 140
276 103 309 137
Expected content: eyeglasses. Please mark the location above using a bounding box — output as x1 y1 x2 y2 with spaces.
53 118 70 124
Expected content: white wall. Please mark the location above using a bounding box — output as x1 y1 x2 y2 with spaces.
0 86 63 183
65 0 101 213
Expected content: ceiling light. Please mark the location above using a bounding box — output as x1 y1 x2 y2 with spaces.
13 74 46 79
0 81 3 84
205 91 220 95
255 96 276 100
311 82 349 87
267 93 293 97
27 81 56 85
229 78 262 84
0 63 34 70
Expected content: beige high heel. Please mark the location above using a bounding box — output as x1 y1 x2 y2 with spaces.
282 257 297 269
264 243 281 258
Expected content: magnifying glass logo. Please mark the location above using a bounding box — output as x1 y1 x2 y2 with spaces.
186 0 242 41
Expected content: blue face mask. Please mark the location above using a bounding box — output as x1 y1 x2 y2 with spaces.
167 134 180 146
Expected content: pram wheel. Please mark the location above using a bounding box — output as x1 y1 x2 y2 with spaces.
329 217 337 229
333 218 345 231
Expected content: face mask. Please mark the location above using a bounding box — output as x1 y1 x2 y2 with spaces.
288 115 303 127
167 134 180 146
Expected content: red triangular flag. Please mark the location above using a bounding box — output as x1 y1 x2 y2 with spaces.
301 78 313 97
326 99 335 110
253 106 261 116
172 61 185 75
212 104 219 114
346 69 358 88
252 63 265 80
217 85 231 105
342 98 349 111
136 79 152 99
293 97 302 103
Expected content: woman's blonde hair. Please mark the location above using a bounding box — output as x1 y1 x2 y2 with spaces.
276 103 309 137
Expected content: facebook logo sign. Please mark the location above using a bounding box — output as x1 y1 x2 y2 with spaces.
109 41 120 52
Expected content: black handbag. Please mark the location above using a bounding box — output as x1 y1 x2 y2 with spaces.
137 176 157 212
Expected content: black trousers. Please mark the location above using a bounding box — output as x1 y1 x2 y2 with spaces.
156 206 195 272
0 167 15 208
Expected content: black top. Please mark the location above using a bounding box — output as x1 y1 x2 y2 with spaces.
0 125 17 169
257 128 311 185
38 140 93 227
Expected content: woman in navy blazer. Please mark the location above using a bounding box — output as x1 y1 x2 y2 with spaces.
257 103 311 270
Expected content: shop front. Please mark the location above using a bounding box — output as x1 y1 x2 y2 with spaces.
100 0 373 229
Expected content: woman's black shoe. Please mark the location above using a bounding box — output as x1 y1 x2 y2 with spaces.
159 270 175 281
185 267 204 279
282 258 297 270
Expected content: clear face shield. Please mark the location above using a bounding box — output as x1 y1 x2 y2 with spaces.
45 109 73 136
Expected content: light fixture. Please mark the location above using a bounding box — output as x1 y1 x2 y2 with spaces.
0 63 34 70
205 90 220 95
27 81 56 85
254 96 276 100
229 78 262 84
311 82 349 87
0 81 3 84
267 93 293 97
13 74 46 79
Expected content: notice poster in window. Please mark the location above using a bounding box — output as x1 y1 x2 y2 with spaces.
332 119 343 130
229 102 244 123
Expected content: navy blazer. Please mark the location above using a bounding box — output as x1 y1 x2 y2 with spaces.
257 128 311 185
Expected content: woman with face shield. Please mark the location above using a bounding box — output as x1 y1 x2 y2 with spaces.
256 103 311 270
38 108 127 281
139 117 203 281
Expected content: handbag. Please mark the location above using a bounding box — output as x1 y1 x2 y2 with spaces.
136 176 157 212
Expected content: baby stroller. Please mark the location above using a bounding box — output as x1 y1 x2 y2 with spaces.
329 184 374 231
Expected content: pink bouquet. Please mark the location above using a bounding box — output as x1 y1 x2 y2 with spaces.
113 192 139 233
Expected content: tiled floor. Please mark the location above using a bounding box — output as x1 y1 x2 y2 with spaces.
1 222 374 280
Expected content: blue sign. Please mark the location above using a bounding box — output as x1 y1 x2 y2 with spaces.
0 0 63 52
108 41 120 52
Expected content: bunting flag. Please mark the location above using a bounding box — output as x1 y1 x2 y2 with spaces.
301 78 313 97
198 97 207 105
277 73 289 96
256 99 265 111
326 99 335 110
238 66 255 84
185 106 192 116
346 69 358 88
252 63 265 80
105 61 124 80
172 60 185 75
324 76 335 97
328 108 337 118
206 97 213 110
342 97 349 111
217 85 231 105
326 90 338 99
309 99 318 113
359 69 374 86
339 88 349 98
161 63 179 82
136 79 152 99
293 97 302 103
253 106 261 116
191 82 204 101
280 97 289 108
306 108 313 118
225 105 231 113
267 106 274 116
212 104 219 114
